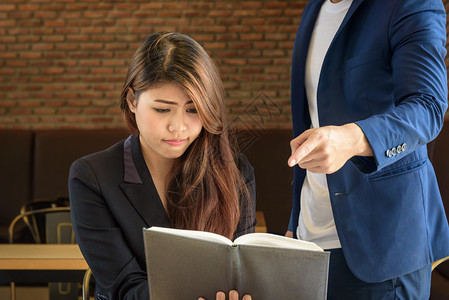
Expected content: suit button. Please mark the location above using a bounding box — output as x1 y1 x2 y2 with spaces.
391 147 397 156
386 149 392 157
396 145 402 154
401 143 407 152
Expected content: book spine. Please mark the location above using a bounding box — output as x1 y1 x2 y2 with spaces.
230 245 242 291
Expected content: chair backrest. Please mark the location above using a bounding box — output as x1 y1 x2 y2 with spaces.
8 199 72 244
12 198 71 244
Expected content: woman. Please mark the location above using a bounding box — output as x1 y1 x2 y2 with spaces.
69 32 255 300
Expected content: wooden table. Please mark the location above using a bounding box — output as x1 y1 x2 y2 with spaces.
0 244 88 283
255 211 267 233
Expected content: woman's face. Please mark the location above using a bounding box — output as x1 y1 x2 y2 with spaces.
128 83 203 164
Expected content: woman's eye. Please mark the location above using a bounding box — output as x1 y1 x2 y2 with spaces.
153 108 170 113
186 108 197 113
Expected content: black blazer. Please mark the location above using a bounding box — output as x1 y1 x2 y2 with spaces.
69 134 256 300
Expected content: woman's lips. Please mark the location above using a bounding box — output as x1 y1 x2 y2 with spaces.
164 139 187 146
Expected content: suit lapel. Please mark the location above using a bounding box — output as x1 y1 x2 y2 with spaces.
333 0 365 43
119 135 171 228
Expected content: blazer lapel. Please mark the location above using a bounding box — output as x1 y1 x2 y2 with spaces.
333 0 365 41
119 135 171 228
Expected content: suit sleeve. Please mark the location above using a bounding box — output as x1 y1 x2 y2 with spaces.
354 0 448 173
233 154 257 239
69 158 149 300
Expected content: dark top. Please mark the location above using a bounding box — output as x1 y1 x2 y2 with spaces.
69 134 256 300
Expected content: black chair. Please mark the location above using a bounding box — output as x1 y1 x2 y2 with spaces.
8 198 79 300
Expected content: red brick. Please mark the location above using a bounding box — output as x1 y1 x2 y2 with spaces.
56 28 80 34
233 10 257 17
18 100 41 107
266 33 289 40
242 18 265 26
66 35 89 42
6 60 27 67
115 3 138 10
93 84 115 91
240 50 262 57
259 10 283 17
8 44 29 51
32 27 54 35
60 11 82 19
184 10 207 18
44 20 66 27
265 2 289 9
64 116 89 124
191 19 214 26
34 11 56 18
0 4 15 10
19 52 42 59
215 3 238 9
56 43 79 51
268 18 292 25
10 11 33 19
18 36 40 43
209 10 233 17
117 19 139 26
140 3 163 10
109 11 133 18
0 100 16 108
240 33 263 41
18 4 40 11
33 107 56 115
203 42 226 50
190 3 213 9
68 100 90 107
44 52 67 59
41 4 64 11
263 50 286 57
42 35 65 42
18 20 41 27
84 11 107 18
32 44 54 51
92 100 112 107
81 43 104 51
91 35 115 42
0 22 16 30
91 52 114 59
84 108 106 115
102 60 125 67
44 100 65 107
0 52 17 59
91 3 113 10
67 20 91 27
91 117 114 123
17 116 40 123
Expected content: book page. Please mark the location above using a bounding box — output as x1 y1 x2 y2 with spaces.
147 226 233 246
234 232 323 251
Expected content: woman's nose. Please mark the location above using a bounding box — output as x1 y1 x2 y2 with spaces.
168 112 187 133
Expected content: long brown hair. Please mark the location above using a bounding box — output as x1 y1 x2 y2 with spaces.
120 32 249 239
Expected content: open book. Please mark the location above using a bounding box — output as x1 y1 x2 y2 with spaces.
143 227 330 300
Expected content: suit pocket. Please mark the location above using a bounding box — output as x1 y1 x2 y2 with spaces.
344 48 385 72
368 159 427 182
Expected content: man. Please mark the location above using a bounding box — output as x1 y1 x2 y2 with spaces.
286 0 449 298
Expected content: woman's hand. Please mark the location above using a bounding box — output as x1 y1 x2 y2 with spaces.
199 290 252 300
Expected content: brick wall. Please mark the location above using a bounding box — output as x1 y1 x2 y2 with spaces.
0 0 306 130
1 1 448 130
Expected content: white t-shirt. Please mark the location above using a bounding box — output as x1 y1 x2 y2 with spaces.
297 0 352 250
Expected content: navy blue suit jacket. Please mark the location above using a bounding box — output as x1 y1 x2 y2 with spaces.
288 0 449 282
69 135 256 299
